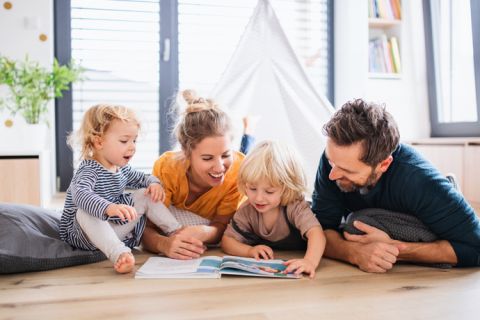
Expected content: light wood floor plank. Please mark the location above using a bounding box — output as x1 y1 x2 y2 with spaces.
1 250 479 319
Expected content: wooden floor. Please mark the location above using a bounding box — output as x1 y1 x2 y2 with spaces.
1 250 480 320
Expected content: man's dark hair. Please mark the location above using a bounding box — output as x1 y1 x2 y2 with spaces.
323 99 400 166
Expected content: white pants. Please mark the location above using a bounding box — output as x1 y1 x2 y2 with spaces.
75 189 181 263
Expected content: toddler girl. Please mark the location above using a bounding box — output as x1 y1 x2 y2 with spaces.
60 104 181 273
221 140 326 278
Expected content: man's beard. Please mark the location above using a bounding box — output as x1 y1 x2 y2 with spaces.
336 169 378 194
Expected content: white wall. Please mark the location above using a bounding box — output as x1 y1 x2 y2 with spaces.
335 0 430 140
0 0 56 196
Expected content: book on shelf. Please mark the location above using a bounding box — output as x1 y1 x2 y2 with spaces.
389 36 401 73
369 36 401 74
368 0 402 20
135 255 302 279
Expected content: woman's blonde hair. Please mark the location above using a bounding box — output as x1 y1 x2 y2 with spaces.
238 140 307 206
68 104 140 160
174 89 233 157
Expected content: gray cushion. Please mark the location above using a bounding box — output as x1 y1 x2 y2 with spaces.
0 203 106 274
342 208 438 242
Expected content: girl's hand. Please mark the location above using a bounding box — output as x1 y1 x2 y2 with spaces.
283 258 318 278
145 183 165 202
248 245 274 260
106 203 138 222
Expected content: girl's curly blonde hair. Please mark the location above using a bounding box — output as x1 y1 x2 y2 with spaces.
68 104 140 160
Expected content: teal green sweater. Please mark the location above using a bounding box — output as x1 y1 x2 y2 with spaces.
312 143 480 267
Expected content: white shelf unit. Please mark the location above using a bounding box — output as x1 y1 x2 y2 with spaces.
368 0 402 78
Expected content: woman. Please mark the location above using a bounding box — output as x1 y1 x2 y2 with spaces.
142 90 252 259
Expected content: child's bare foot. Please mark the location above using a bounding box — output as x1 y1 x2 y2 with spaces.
114 252 135 274
242 116 260 135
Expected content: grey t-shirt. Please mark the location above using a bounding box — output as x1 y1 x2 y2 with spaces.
224 200 321 245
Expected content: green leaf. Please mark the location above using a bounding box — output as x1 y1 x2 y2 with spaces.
0 55 83 124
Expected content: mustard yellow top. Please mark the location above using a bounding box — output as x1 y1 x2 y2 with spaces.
152 151 244 220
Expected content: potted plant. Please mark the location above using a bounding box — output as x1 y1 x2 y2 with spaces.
0 55 83 125
0 55 83 150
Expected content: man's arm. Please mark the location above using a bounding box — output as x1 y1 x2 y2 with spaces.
324 229 400 273
396 240 457 264
344 221 458 266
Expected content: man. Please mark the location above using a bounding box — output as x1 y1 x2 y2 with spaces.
311 99 480 273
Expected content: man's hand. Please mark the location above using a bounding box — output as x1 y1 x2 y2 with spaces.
248 245 274 260
351 241 400 273
342 221 399 272
106 203 138 222
145 183 165 202
344 220 392 244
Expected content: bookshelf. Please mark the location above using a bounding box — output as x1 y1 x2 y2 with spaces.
368 0 402 78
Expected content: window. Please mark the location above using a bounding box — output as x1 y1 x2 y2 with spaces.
55 0 333 190
70 0 161 172
424 0 480 136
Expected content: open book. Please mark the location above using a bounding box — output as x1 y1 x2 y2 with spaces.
135 255 301 279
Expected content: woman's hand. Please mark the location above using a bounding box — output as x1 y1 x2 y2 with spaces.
283 258 318 278
248 245 274 260
176 225 212 242
162 231 206 260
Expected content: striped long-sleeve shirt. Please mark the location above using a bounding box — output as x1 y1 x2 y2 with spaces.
60 159 160 250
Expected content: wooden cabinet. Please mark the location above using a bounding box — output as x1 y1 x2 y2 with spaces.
410 138 480 208
464 145 480 207
0 151 50 206
0 156 40 205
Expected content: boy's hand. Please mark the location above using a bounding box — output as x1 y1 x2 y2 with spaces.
283 258 318 278
106 203 138 222
145 183 165 202
248 245 274 260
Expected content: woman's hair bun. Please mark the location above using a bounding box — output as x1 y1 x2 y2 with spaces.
182 89 217 113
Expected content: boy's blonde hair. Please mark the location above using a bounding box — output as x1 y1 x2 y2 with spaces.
68 104 140 160
174 89 233 158
238 140 307 206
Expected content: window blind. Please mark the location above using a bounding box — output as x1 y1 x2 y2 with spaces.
70 0 160 172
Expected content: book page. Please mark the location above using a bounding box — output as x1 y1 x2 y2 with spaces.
137 257 202 275
220 256 300 278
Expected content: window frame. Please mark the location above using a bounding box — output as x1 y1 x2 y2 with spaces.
54 0 333 191
423 0 480 137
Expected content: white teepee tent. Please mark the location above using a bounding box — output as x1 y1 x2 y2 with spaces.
211 0 335 193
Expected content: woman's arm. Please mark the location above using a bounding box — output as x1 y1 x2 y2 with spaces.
142 222 205 260
191 213 233 244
